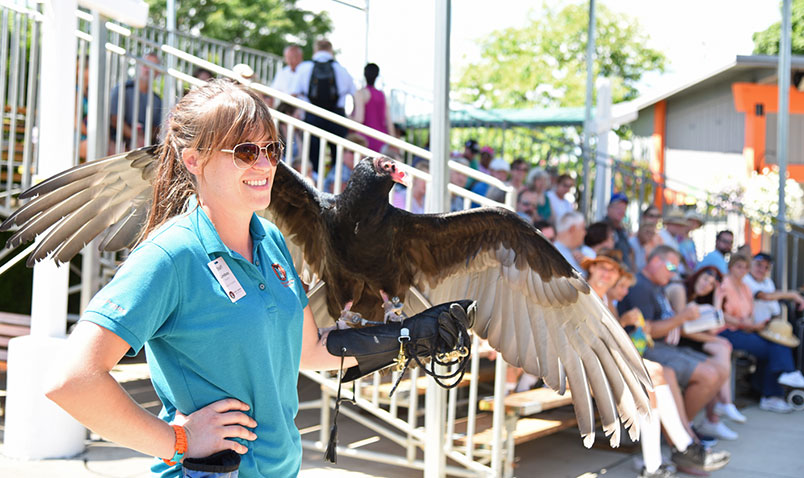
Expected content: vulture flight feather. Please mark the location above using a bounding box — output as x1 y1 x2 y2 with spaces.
0 147 652 448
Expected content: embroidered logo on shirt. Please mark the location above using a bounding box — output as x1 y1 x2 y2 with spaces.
272 263 295 288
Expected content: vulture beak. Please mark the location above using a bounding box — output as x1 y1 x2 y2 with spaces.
373 156 410 187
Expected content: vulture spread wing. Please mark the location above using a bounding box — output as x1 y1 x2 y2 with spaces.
1 149 651 448
1 146 158 266
394 207 652 447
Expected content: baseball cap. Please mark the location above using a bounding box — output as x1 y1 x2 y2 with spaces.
754 252 773 263
480 145 494 156
464 139 479 153
609 192 628 205
489 157 510 172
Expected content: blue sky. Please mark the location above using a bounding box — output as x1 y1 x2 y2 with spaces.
298 0 781 102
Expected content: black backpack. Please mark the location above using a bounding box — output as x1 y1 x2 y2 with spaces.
308 60 339 111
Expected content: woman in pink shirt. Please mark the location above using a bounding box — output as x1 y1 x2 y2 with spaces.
352 63 394 153
718 255 804 413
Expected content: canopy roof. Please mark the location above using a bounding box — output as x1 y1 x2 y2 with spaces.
405 106 587 129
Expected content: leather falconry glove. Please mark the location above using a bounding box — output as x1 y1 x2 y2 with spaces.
326 299 476 382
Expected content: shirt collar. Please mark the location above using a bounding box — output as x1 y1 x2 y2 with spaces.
187 195 266 257
312 51 334 62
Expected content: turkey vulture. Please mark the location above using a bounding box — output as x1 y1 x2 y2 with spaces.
0 148 651 448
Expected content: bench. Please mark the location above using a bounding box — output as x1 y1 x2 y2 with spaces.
456 387 576 477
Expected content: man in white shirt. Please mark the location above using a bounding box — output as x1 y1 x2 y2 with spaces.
270 45 303 103
743 253 804 323
291 39 356 173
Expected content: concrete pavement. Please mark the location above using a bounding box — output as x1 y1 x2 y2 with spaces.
1 363 803 477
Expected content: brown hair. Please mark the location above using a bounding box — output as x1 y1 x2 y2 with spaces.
140 79 278 242
728 253 750 269
685 265 723 304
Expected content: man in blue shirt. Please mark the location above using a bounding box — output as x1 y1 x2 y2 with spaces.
697 230 733 275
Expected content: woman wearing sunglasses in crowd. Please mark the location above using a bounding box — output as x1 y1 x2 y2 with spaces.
717 254 804 413
44 79 470 477
583 251 729 477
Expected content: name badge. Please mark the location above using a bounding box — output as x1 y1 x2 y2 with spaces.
207 257 246 303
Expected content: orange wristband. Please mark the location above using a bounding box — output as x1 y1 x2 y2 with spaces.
163 424 187 466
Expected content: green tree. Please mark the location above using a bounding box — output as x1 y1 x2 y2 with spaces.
753 0 804 55
145 0 332 57
454 3 665 110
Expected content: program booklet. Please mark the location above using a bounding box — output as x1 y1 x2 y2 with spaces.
682 304 725 334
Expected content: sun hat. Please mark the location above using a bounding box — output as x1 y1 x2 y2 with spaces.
581 248 624 273
663 211 689 227
684 210 705 228
758 318 801 348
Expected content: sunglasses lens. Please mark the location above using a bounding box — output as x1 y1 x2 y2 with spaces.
265 143 282 166
233 143 260 167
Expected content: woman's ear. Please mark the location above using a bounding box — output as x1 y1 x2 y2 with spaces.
182 148 201 175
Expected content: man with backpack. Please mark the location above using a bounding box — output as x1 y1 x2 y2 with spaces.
291 39 356 173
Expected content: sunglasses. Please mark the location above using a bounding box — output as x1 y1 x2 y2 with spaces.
220 141 284 169
665 261 678 273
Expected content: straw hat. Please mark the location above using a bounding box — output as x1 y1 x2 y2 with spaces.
759 318 801 348
581 248 623 272
663 211 689 227
684 210 705 228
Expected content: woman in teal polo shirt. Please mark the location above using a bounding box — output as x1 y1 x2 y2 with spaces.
44 79 352 477
38 78 476 478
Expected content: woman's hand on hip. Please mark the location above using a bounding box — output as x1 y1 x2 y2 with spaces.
173 398 258 458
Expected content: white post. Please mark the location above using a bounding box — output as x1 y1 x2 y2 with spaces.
4 0 86 459
424 2 450 477
593 78 612 221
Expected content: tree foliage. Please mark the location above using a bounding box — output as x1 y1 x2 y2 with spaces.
145 0 332 57
753 0 804 55
454 2 666 110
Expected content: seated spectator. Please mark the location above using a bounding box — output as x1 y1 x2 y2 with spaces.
580 221 614 260
448 155 470 212
546 174 575 224
659 211 691 276
641 205 662 226
553 211 586 273
323 133 367 193
471 157 509 205
668 266 743 439
379 125 406 160
744 252 804 323
698 230 734 275
718 254 804 413
109 51 163 150
484 157 511 203
602 193 635 272
630 221 661 272
679 211 705 273
533 219 555 242
462 139 480 189
392 159 428 213
525 168 552 222
618 246 728 434
476 146 494 174
509 158 530 197
588 252 731 477
515 188 540 223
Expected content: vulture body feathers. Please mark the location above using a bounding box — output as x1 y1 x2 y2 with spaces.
0 148 652 448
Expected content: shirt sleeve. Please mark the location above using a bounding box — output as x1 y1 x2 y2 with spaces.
82 242 181 355
618 281 658 320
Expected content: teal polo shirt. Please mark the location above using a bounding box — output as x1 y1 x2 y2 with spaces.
83 197 308 478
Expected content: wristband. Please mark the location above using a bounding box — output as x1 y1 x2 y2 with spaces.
163 424 187 466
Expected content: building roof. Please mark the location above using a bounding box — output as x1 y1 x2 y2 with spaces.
622 54 804 114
